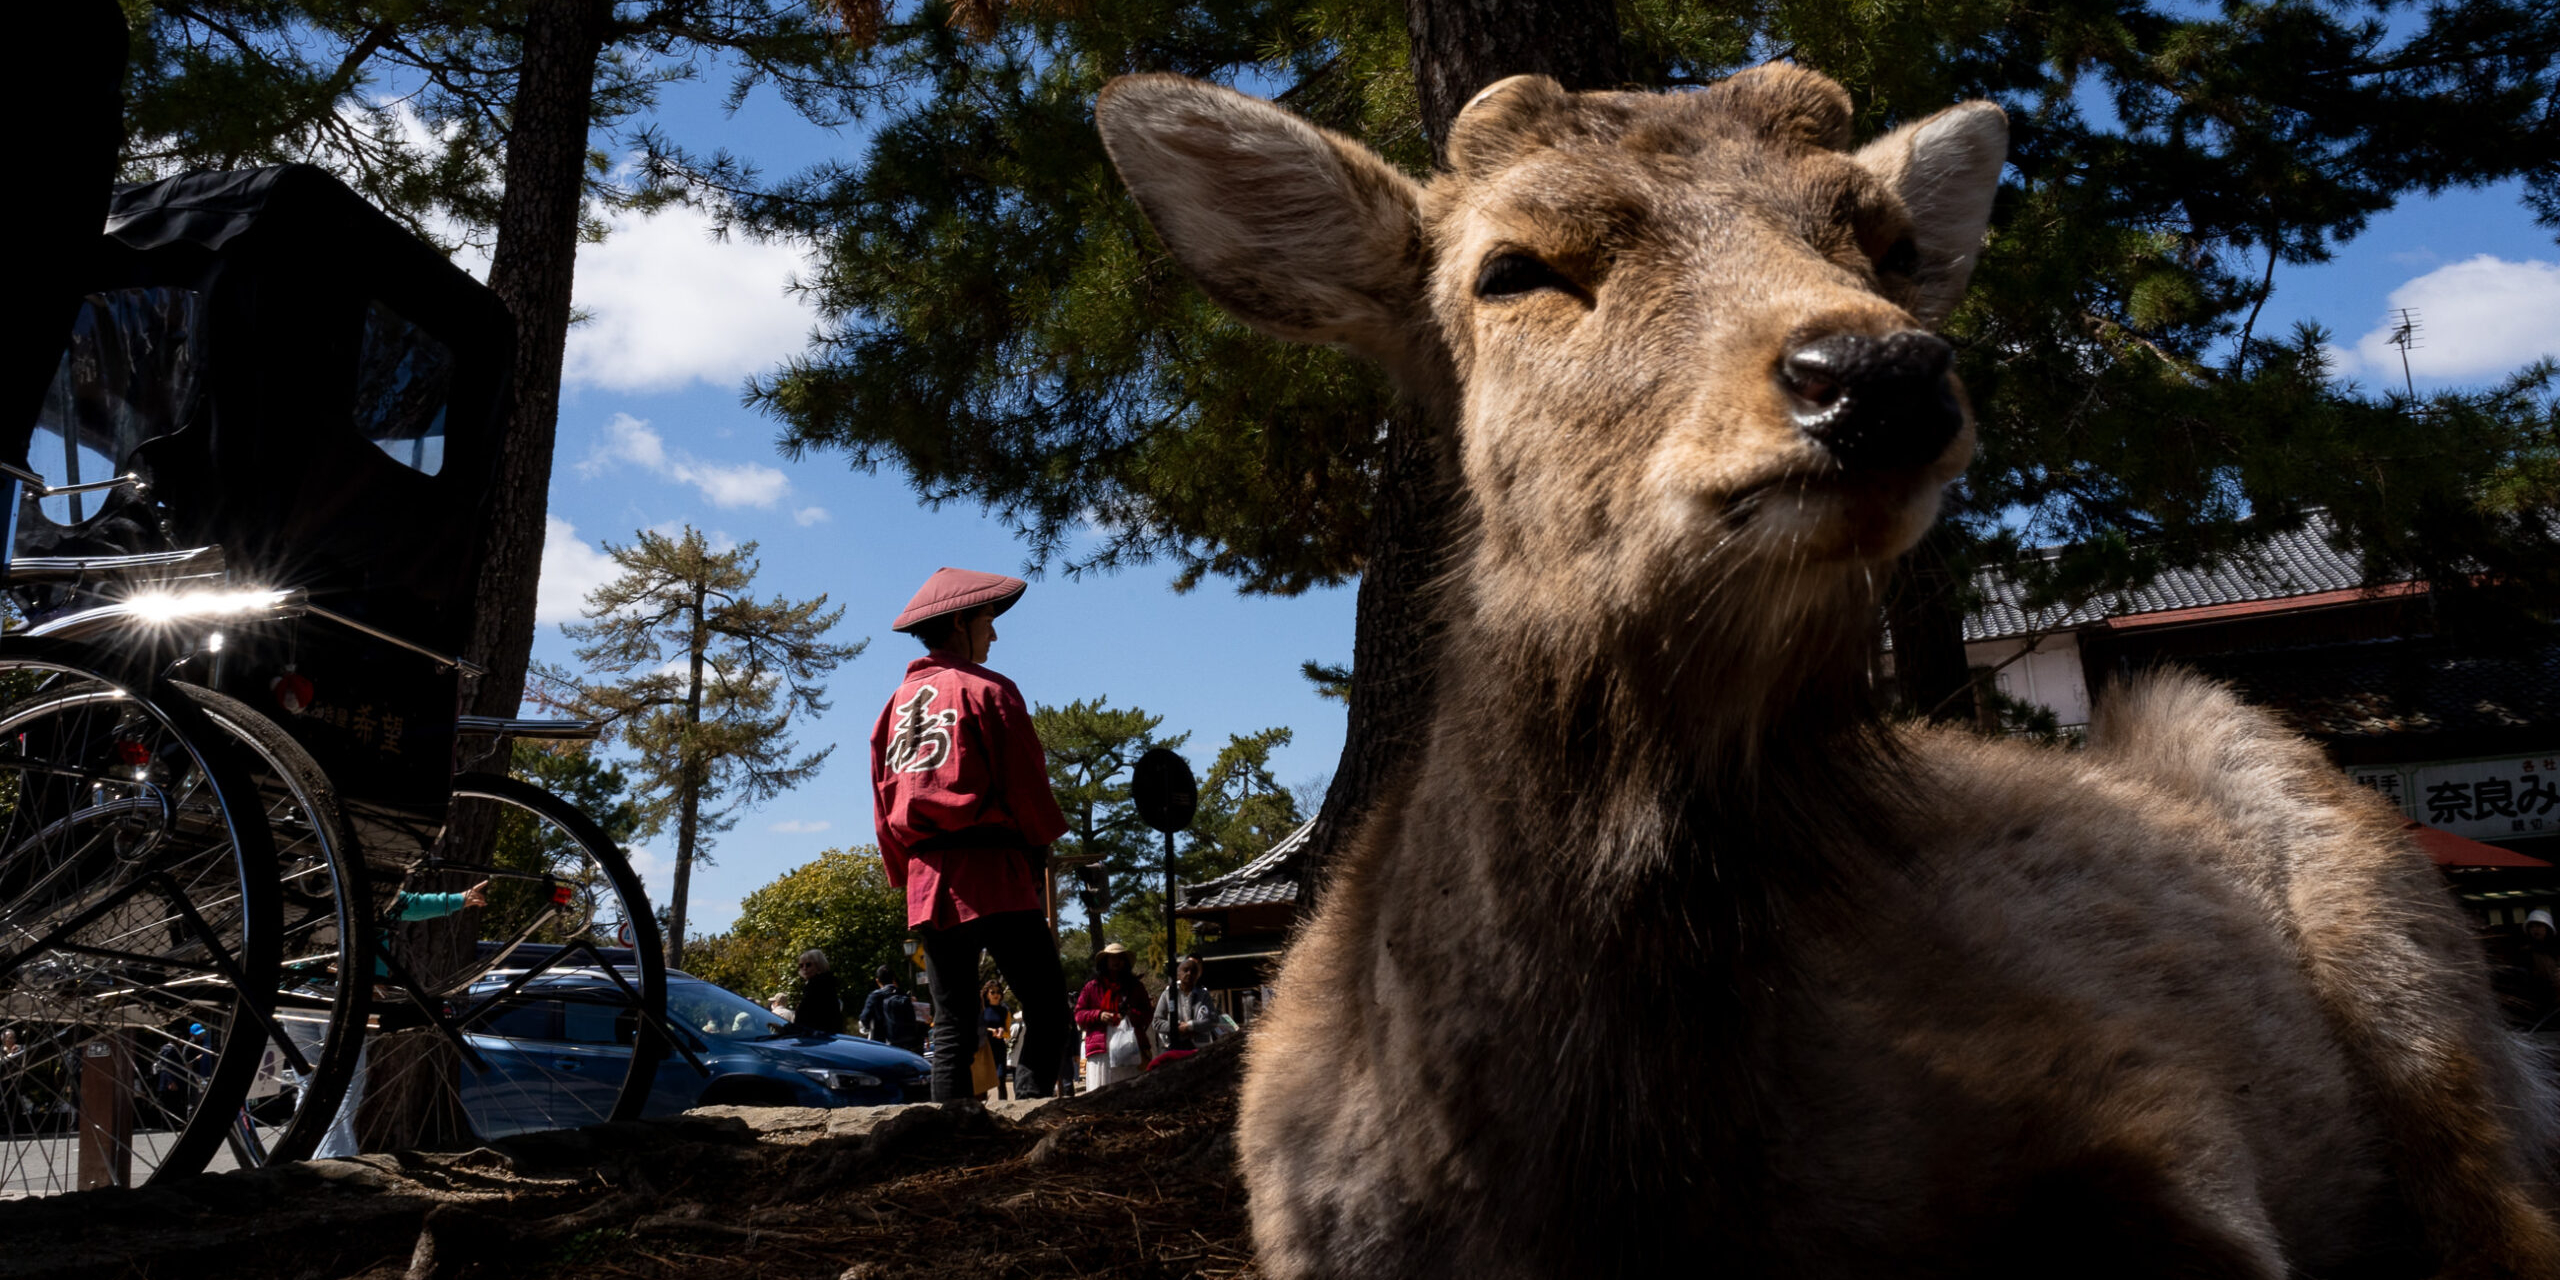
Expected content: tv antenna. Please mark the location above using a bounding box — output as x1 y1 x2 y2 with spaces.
2385 307 2422 400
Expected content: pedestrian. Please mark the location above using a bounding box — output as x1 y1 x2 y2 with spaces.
0 1028 20 1132
860 964 927 1053
316 879 486 1159
1007 1006 1029 1093
795 949 846 1036
1153 954 1226 1053
979 980 1012 1100
768 992 795 1022
871 567 1072 1101
2525 909 2560 1021
1075 942 1154 1088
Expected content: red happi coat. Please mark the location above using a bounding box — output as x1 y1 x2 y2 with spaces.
870 654 1069 929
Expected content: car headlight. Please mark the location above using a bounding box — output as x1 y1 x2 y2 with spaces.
799 1067 885 1091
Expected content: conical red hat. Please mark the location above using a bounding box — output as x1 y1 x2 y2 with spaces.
892 567 1027 632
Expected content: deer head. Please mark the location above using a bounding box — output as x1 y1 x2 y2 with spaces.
1099 65 2005 689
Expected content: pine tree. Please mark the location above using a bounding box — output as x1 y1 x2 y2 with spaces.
684 847 910 1006
1032 697 1184 940
1185 726 1302 884
556 526 866 968
1100 728 1304 976
482 740 646 944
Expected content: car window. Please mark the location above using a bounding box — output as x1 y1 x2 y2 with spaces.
667 982 793 1041
476 998 556 1040
561 1001 632 1047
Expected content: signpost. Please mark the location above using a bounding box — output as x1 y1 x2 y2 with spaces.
1132 748 1199 980
76 1035 130 1190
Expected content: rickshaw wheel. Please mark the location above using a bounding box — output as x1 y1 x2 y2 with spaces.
0 638 280 1195
339 772 669 1149
164 683 371 1168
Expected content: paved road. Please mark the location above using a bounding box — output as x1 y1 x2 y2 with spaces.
0 1125 279 1198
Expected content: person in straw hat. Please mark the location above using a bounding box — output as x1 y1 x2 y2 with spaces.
1074 941 1155 1089
870 567 1072 1100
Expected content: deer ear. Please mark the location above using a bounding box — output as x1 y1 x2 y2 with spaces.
1853 101 2007 326
1097 74 1427 366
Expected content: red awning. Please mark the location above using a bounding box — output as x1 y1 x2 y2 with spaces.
2405 820 2553 869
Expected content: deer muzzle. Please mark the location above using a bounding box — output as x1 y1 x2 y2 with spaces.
1777 332 1965 473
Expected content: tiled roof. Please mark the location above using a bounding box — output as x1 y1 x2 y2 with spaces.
2189 639 2560 739
1179 818 1314 912
1182 877 1301 911
1967 514 2375 643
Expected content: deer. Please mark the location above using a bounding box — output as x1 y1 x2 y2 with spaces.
1095 64 2560 1278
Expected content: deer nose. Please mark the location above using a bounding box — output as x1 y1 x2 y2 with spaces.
1777 332 1964 471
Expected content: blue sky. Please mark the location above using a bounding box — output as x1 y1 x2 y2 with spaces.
524 59 2560 937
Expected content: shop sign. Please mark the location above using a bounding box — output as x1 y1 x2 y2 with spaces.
2350 753 2560 843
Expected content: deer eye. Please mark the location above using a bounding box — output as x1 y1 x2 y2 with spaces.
1876 236 1921 279
1475 253 1573 299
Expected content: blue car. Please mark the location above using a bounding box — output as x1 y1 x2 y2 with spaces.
457 967 931 1138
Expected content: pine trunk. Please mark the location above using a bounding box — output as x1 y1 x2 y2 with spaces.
363 2 606 1152
1403 0 1626 152
668 586 708 969
1305 407 1455 876
1300 4 1627 886
1884 527 1979 725
464 0 609 745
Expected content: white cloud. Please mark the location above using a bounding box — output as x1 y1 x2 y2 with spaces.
536 516 622 624
563 206 815 392
770 819 832 834
2333 255 2560 382
689 462 792 509
582 412 792 509
793 506 832 526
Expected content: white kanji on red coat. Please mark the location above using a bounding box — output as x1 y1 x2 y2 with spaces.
886 685 959 773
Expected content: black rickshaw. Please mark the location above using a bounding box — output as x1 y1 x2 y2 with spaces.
0 161 688 1195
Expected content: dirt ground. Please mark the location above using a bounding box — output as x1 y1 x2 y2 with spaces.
0 1039 1256 1280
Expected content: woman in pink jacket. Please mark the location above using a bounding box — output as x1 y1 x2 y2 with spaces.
1073 943 1155 1089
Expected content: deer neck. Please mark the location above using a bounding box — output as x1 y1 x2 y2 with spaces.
1439 574 1906 913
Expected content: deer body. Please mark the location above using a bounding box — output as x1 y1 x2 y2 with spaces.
1097 65 2560 1277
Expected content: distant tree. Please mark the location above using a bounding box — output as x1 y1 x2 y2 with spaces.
686 847 907 1007
1031 697 1182 939
1054 924 1094 995
1111 728 1305 976
481 740 645 945
507 739 643 843
1186 727 1302 883
556 526 865 968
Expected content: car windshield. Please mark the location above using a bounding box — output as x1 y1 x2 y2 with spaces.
669 981 795 1042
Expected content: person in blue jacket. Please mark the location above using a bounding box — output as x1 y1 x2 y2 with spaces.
314 880 486 1158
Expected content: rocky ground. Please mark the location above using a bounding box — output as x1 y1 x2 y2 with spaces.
0 1040 1254 1280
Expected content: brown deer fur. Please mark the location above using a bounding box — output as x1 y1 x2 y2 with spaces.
1096 65 2560 1278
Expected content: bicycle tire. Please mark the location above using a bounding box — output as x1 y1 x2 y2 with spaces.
165 682 371 1168
0 637 280 1194
346 771 668 1144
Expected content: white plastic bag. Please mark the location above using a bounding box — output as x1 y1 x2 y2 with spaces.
1107 1017 1143 1068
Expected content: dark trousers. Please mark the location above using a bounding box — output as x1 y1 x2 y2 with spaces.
920 910 1065 1101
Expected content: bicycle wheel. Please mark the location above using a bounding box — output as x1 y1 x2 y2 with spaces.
165 684 371 1169
0 639 279 1195
345 772 669 1148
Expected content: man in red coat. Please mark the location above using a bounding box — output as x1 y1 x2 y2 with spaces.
871 567 1071 1100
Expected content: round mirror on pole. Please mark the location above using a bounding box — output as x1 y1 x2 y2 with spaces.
1132 748 1198 985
